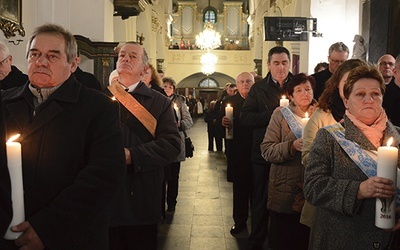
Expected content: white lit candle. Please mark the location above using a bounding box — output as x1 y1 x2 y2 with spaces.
375 137 398 229
301 112 309 138
173 103 181 121
280 95 289 108
225 104 233 139
4 134 25 240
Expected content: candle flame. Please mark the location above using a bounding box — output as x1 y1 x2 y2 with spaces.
7 134 21 143
227 104 231 108
111 96 116 101
282 95 286 99
387 137 394 147
305 112 309 119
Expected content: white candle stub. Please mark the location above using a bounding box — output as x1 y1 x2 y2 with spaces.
173 103 181 121
280 95 289 108
225 104 233 139
375 137 398 229
4 134 25 240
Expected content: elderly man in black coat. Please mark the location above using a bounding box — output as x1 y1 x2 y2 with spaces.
0 24 126 250
0 41 28 90
222 72 255 235
240 46 293 249
107 42 181 250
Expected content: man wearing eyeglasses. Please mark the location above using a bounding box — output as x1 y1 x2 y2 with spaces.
383 54 400 126
377 54 396 85
312 42 349 100
0 42 28 90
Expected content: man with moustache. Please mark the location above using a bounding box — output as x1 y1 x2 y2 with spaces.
107 42 181 250
240 46 293 249
0 23 125 250
222 72 255 235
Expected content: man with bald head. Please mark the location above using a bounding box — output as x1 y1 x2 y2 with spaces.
383 54 400 126
222 72 255 235
377 54 396 85
0 41 28 90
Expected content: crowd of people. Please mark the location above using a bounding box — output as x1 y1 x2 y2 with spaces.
0 22 400 250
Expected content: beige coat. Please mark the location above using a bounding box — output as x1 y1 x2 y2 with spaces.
300 107 337 227
261 102 317 214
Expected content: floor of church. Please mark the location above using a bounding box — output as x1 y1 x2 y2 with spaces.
157 117 270 250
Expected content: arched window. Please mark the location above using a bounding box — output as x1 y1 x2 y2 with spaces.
203 7 217 23
199 77 219 88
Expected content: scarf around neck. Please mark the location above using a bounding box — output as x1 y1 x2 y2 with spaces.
345 109 387 148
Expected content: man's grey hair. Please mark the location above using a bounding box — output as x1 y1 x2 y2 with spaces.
123 41 149 66
328 42 349 55
0 41 10 57
26 23 77 63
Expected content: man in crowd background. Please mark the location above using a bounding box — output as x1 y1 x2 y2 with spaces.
377 54 396 85
312 42 349 100
0 42 28 90
107 41 181 250
240 46 293 250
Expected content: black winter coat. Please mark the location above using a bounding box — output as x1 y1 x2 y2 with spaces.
240 72 292 164
105 82 181 226
0 76 126 249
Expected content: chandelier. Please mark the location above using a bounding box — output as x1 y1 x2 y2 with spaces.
195 22 221 51
200 51 217 76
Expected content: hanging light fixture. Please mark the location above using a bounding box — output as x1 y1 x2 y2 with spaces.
200 51 217 76
195 0 221 51
196 22 221 51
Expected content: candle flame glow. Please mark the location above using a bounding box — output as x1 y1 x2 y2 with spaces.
387 137 394 147
282 95 286 99
305 112 309 119
7 134 21 143
227 104 231 108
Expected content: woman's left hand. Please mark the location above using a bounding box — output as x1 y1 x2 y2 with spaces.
357 176 396 199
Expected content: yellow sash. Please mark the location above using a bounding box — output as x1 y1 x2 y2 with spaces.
108 79 156 138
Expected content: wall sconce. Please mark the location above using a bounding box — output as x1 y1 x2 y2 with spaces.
9 39 23 46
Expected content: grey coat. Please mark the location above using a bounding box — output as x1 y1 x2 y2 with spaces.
170 93 193 162
261 102 317 214
304 115 400 250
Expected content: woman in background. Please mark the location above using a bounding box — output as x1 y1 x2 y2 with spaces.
261 73 317 250
143 63 166 95
161 77 193 214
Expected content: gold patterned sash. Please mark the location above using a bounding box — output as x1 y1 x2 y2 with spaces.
108 79 156 138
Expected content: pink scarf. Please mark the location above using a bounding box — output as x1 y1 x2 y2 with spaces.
345 109 387 148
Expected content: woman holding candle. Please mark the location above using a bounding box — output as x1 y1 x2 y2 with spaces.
161 77 193 214
304 65 400 249
260 73 317 249
301 59 367 227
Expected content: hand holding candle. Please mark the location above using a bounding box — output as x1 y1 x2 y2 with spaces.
280 95 289 108
225 104 233 139
375 137 398 229
4 134 25 240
